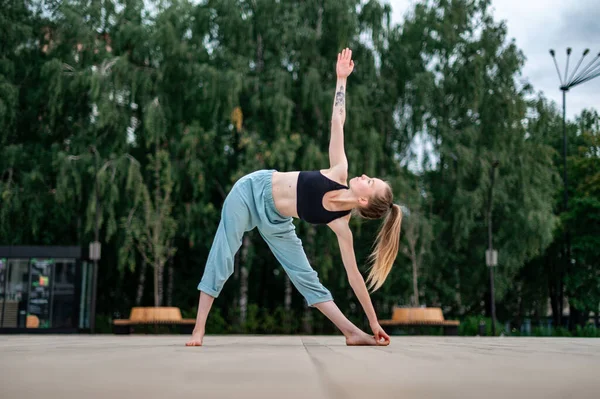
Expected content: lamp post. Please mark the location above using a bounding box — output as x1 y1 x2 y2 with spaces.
89 146 101 334
549 48 600 216
549 48 600 327
487 161 499 336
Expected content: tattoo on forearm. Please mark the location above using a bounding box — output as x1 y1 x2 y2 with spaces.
334 86 345 108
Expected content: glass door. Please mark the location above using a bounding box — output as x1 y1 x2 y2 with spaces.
51 259 76 328
79 261 93 329
2 259 30 328
28 258 54 328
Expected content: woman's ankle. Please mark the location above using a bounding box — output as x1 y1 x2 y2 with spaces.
342 327 362 339
192 327 205 335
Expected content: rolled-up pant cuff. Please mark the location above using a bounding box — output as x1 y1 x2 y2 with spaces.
197 283 220 298
306 295 334 307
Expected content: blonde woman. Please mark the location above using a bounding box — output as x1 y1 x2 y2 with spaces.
187 48 402 346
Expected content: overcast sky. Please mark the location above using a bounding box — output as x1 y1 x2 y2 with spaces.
387 0 600 119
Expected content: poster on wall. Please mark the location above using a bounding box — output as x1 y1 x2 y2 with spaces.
0 258 5 295
28 258 54 328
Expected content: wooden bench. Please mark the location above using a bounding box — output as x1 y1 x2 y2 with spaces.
112 307 195 334
379 307 460 335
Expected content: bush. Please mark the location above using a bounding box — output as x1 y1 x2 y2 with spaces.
182 305 229 334
241 304 302 334
459 316 503 336
574 324 599 337
552 327 572 337
242 304 261 333
516 324 598 337
532 326 552 337
95 314 114 334
205 307 228 334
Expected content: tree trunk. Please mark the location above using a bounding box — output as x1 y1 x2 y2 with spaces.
239 235 250 326
157 261 164 307
411 256 419 307
154 117 161 307
254 30 263 90
516 282 524 331
135 259 147 306
167 257 174 306
154 260 159 307
549 286 560 327
569 305 587 330
256 33 263 74
284 275 292 311
558 273 564 327
232 240 240 324
316 5 323 39
303 225 317 334
284 275 293 333
302 304 313 334
547 252 562 328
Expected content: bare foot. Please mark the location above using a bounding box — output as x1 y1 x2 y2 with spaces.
185 330 204 346
346 330 388 346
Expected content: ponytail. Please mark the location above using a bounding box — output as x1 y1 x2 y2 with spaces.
365 204 403 292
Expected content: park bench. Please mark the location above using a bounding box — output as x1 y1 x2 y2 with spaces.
112 307 195 334
379 307 460 335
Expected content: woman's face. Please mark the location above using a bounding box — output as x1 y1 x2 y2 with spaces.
349 174 385 205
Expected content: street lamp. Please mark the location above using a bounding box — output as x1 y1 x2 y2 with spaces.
549 48 600 327
487 160 500 336
89 146 101 334
549 48 600 216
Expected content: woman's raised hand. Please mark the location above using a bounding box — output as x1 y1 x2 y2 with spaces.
336 48 355 78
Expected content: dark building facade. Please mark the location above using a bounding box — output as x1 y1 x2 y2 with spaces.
0 246 94 333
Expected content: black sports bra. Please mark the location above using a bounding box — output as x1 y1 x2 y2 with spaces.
296 171 351 225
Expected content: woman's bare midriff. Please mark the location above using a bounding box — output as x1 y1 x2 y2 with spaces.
271 169 348 218
271 171 300 218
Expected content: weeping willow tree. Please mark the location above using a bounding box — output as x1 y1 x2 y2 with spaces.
385 0 559 320
120 99 177 307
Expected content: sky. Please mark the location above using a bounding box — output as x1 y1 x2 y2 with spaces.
387 0 600 119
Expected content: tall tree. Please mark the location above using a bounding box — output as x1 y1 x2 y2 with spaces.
564 109 600 327
392 0 559 318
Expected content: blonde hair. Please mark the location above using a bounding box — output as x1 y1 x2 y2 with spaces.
353 182 403 292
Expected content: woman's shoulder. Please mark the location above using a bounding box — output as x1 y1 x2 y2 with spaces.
319 164 348 186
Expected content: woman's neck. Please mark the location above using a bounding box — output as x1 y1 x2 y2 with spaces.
328 189 359 211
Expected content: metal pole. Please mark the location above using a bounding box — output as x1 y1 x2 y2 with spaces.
488 165 497 336
562 88 568 213
1 260 7 328
90 149 99 333
550 48 600 329
561 88 573 329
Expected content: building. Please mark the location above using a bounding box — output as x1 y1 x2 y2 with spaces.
0 246 94 333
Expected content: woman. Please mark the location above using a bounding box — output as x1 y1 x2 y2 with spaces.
186 48 402 346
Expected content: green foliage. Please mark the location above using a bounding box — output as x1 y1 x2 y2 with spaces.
511 324 599 338
459 316 504 336
551 327 572 338
1 0 598 334
205 307 229 334
240 304 298 334
574 325 600 338
94 314 115 334
563 119 600 316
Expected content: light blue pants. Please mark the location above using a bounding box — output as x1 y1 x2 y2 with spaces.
198 170 333 306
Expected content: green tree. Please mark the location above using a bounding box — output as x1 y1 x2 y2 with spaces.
394 0 559 319
564 110 600 326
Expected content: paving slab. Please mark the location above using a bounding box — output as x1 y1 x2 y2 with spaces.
0 335 599 399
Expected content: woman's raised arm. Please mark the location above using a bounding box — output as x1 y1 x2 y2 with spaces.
329 48 354 170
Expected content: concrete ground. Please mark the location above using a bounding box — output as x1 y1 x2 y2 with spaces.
0 335 599 399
